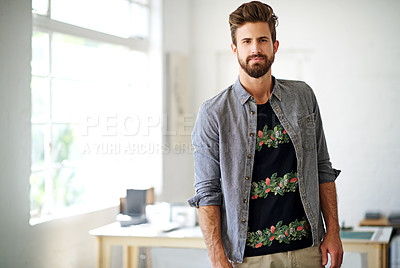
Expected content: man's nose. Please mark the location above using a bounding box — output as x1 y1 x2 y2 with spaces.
251 42 261 54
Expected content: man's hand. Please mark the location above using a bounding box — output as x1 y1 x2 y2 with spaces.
320 231 343 268
207 239 233 268
198 206 233 268
215 260 233 268
319 182 343 268
210 254 233 268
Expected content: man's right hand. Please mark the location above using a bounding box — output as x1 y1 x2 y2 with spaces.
211 258 233 268
208 245 233 268
198 205 233 268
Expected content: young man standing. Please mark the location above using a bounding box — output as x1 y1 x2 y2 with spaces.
188 1 343 267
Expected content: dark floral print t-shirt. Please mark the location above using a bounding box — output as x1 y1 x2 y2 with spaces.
244 101 312 257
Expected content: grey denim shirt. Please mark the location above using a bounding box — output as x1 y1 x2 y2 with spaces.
188 77 340 263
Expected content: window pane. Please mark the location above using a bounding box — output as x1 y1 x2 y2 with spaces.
131 3 149 39
133 0 149 5
51 79 87 122
51 124 81 164
51 79 140 123
32 0 48 15
31 31 49 76
51 0 148 38
53 167 84 209
30 171 47 215
32 124 46 169
51 33 134 81
31 76 50 122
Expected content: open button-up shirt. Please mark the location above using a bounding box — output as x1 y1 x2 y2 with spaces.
188 77 340 263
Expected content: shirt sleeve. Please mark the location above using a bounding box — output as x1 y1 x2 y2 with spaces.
187 102 222 208
311 89 341 184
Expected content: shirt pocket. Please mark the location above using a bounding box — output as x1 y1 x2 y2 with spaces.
298 113 316 151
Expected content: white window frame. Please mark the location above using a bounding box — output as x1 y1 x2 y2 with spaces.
30 0 163 224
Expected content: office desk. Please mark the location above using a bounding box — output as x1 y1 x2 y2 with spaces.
90 224 392 268
90 222 206 268
340 226 392 268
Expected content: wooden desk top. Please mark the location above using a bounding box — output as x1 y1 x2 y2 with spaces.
90 222 206 249
90 222 203 239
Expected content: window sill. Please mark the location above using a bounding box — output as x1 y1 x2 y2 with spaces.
29 203 119 226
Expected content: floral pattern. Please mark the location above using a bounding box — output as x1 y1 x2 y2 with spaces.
250 171 298 199
246 217 310 248
256 124 290 151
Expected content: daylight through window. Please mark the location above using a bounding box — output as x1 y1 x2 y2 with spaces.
30 0 162 224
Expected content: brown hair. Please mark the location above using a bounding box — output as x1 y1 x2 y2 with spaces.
229 1 278 46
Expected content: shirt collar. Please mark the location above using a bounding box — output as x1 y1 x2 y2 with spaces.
271 77 282 101
233 77 253 105
233 76 282 105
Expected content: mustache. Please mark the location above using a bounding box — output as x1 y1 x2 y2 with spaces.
246 54 267 63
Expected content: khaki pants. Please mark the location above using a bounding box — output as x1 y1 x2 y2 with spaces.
233 246 324 268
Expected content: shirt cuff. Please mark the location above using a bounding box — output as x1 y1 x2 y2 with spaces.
319 168 341 184
187 192 222 208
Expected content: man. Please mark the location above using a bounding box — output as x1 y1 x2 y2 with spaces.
188 1 343 267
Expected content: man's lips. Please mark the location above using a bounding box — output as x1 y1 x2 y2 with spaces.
248 56 266 63
250 57 264 62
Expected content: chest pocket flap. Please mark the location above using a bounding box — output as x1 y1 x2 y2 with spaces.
298 113 316 151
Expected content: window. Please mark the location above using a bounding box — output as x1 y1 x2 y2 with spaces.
30 0 162 224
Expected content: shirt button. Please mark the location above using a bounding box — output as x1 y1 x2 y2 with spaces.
250 111 254 115
243 199 247 203
242 219 246 223
247 154 251 158
249 133 254 137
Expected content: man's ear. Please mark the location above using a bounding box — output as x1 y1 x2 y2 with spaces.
231 43 237 56
273 40 279 54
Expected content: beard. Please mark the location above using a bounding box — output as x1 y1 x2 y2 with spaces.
238 52 274 79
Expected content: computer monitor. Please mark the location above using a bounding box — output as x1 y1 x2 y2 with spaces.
125 189 147 217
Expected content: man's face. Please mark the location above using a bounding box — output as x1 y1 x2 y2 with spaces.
232 22 279 79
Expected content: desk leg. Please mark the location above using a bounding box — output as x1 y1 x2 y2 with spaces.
381 244 389 268
96 237 111 268
370 245 380 268
129 246 139 268
96 237 103 268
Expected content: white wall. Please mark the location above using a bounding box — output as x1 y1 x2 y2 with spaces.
161 0 196 203
183 0 400 226
0 1 118 267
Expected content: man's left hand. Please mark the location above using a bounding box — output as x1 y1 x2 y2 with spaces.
320 231 343 268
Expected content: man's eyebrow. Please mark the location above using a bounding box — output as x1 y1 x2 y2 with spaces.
241 36 270 41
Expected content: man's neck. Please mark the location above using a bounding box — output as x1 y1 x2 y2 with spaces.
239 70 273 104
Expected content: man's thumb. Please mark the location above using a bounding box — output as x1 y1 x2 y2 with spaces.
321 247 328 266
